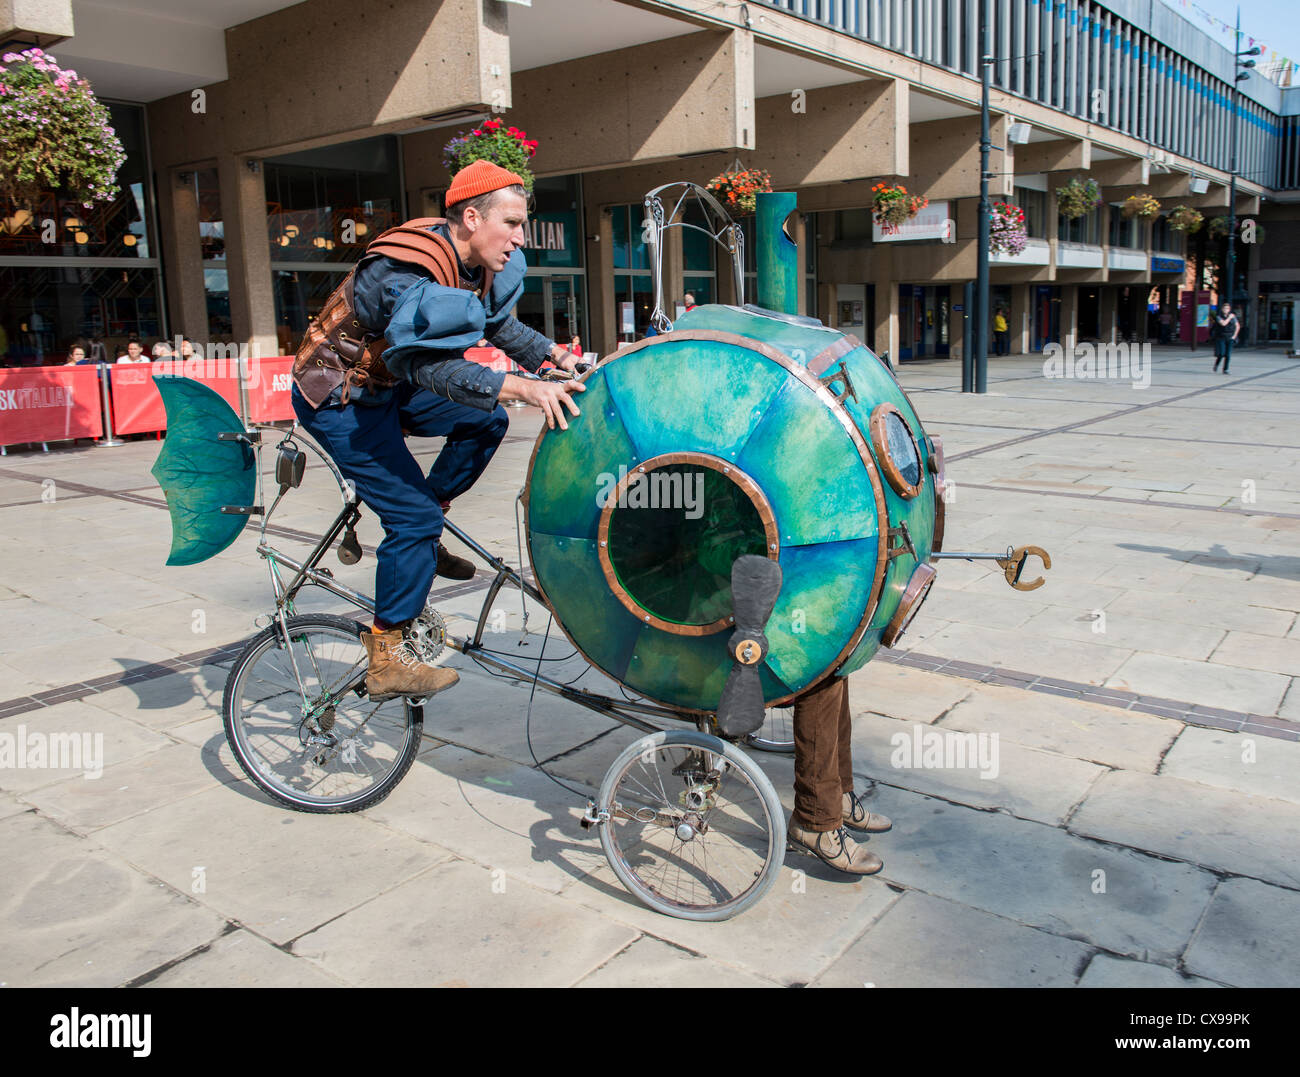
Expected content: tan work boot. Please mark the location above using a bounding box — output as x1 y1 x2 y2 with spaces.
843 790 892 833
363 627 459 703
788 819 883 875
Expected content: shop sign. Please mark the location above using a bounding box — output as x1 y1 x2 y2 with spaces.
1151 256 1184 273
873 201 951 243
522 219 566 252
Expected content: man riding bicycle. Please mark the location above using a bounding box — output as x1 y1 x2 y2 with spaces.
290 160 585 703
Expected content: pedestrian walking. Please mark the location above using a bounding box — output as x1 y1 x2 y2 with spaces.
1212 303 1240 373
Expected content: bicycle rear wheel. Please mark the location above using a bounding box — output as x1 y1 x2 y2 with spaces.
222 614 422 813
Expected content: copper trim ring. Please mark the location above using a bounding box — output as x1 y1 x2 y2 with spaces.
882 563 936 648
869 401 926 499
595 452 780 637
929 433 947 554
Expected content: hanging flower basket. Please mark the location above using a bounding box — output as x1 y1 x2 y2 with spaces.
442 118 537 193
0 47 125 221
1121 193 1161 220
989 201 1027 256
871 183 928 231
1209 216 1265 243
1168 205 1204 234
1055 176 1102 221
705 166 772 217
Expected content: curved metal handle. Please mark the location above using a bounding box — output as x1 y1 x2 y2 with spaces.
643 181 745 334
999 545 1051 591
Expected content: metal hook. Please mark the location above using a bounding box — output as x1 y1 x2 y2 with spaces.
997 545 1051 591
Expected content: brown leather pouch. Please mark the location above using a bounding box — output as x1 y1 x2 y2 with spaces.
293 272 391 407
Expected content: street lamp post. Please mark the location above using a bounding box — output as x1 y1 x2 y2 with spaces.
1226 6 1259 325
973 0 992 394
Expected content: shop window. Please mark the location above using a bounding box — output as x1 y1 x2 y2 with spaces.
264 135 401 265
611 205 651 271
1107 205 1143 250
1014 188 1048 239
0 103 153 261
1060 208 1101 245
613 273 654 340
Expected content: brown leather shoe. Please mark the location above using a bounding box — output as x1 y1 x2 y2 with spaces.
788 819 883 875
363 627 459 702
434 542 476 580
843 790 892 833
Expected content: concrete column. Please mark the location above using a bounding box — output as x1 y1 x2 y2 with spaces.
792 212 808 317
588 205 616 356
217 154 277 358
1099 287 1119 344
817 281 834 330
1059 286 1079 350
875 277 899 366
663 225 684 321
948 283 964 359
1009 283 1031 355
0 0 74 37
156 168 209 340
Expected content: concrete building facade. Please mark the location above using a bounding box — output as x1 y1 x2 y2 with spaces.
2 0 1298 365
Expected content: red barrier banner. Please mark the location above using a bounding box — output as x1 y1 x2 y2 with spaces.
110 361 243 435
464 345 516 373
0 365 104 446
245 355 296 423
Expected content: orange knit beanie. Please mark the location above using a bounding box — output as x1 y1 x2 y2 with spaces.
445 160 527 207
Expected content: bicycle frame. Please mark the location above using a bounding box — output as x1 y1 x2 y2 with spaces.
247 423 701 737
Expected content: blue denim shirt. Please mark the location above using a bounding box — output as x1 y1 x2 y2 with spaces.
326 223 554 409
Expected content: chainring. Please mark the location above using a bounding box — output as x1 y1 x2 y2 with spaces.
406 602 447 664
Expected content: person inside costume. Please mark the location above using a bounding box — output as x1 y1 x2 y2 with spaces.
290 160 585 703
788 676 893 874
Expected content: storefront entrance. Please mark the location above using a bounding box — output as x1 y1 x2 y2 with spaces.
518 274 585 346
1262 289 1299 343
1033 285 1061 350
899 285 949 360
1078 287 1100 341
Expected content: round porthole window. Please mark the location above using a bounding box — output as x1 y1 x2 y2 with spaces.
869 403 925 499
596 453 779 635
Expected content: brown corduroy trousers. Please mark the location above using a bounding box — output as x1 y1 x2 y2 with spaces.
792 675 853 831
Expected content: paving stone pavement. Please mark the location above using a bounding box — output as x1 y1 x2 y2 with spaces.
1 345 1297 987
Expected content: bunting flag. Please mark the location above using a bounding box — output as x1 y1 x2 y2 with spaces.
1160 0 1293 85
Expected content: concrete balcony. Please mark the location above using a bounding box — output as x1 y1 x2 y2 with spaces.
1057 243 1105 269
1107 248 1149 272
990 238 1051 266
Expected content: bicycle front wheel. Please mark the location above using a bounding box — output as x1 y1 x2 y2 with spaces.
596 731 786 921
222 614 422 813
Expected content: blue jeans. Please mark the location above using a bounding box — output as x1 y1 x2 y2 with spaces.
1214 337 1233 370
292 382 509 625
